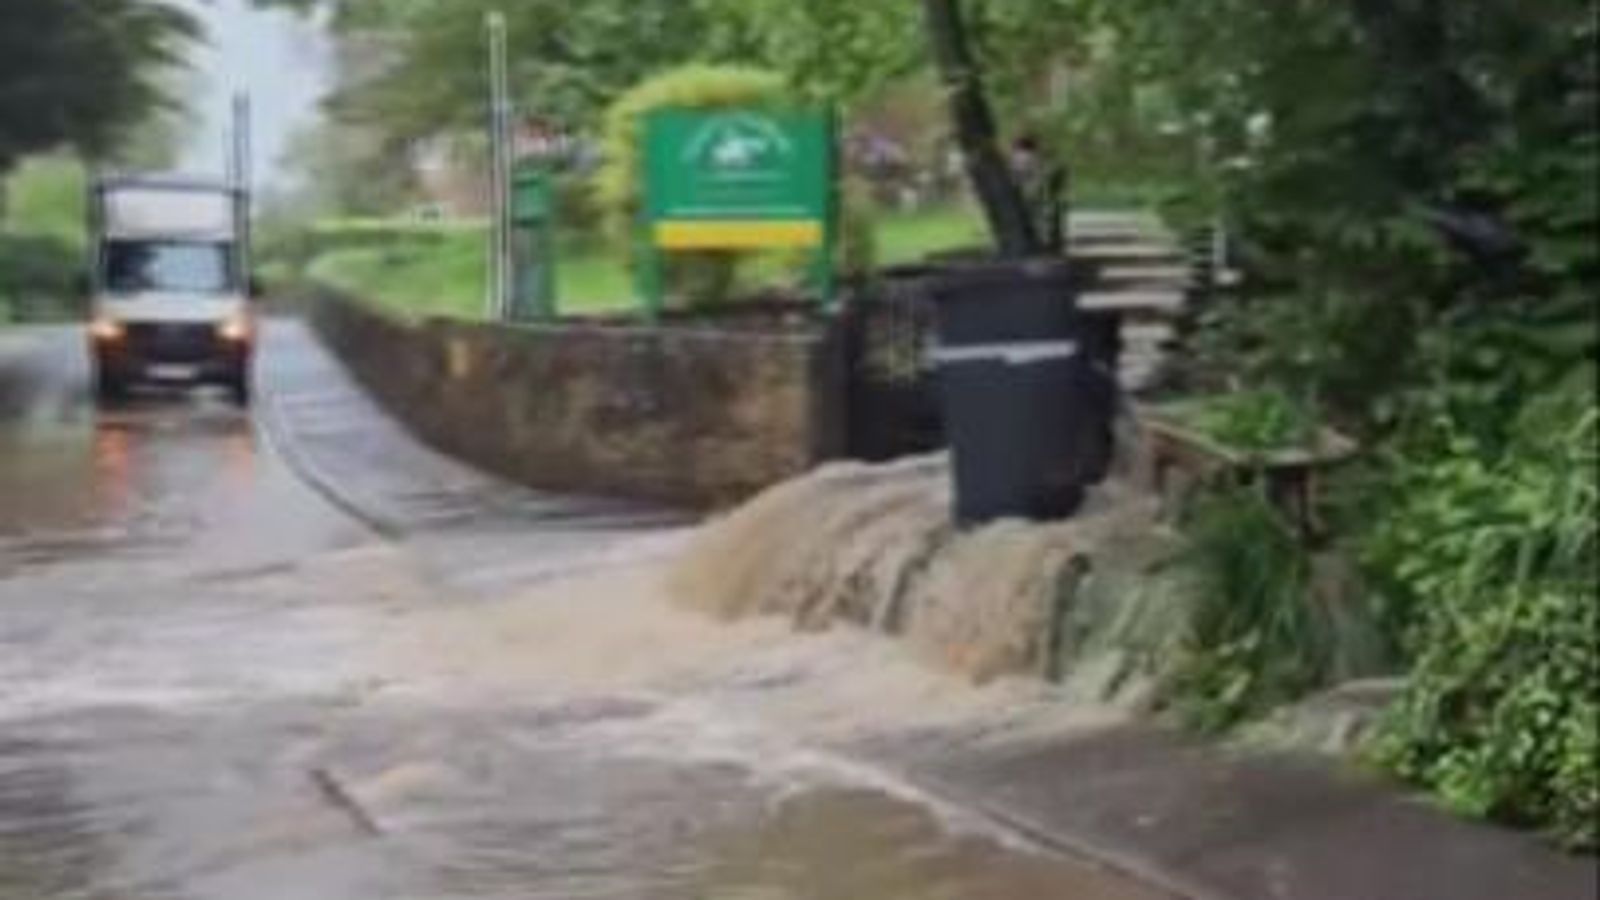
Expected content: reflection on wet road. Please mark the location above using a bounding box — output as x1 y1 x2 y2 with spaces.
0 329 356 576
0 324 1168 899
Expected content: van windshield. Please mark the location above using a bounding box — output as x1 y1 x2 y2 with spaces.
104 241 235 294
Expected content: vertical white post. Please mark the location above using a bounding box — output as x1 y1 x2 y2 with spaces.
485 11 512 321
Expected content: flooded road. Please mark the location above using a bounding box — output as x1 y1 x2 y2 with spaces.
0 324 1171 899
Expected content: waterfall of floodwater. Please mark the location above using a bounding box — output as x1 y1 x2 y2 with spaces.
670 454 1168 683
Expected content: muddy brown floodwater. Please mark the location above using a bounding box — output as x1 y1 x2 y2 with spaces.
0 325 1173 899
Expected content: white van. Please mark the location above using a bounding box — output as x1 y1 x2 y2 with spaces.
86 175 255 406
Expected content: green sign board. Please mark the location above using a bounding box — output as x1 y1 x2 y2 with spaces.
637 108 837 315
644 109 834 250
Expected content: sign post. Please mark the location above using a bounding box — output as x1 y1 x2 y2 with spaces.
639 109 836 317
484 10 514 321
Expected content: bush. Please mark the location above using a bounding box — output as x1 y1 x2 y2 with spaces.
1072 481 1389 734
3 155 87 244
1163 388 1319 452
1159 488 1339 731
596 65 792 309
837 176 879 277
551 171 601 236
0 233 82 322
1367 378 1598 848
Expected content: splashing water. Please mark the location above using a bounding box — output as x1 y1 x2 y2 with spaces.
669 454 1167 683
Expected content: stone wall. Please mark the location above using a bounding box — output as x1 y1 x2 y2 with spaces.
306 288 846 508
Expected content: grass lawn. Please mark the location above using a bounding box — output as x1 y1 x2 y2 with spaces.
875 205 985 266
305 205 987 321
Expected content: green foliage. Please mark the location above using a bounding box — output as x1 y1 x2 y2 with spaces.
1053 0 1595 382
1159 488 1336 732
1187 284 1429 430
1164 389 1318 452
0 235 81 323
1367 384 1598 848
595 65 792 308
0 0 196 172
698 0 1088 116
3 156 88 246
1120 10 1598 846
279 121 419 218
0 156 89 323
836 177 879 277
304 0 713 143
695 0 921 107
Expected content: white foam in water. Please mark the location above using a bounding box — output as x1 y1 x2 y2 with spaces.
0 673 224 721
562 694 1053 856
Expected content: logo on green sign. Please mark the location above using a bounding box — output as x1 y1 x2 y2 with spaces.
684 114 796 181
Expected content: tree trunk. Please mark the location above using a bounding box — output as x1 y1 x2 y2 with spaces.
920 0 1043 258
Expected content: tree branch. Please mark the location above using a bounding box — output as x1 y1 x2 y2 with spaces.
920 0 1043 258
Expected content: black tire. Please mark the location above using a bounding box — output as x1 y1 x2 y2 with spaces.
227 369 252 408
94 368 126 406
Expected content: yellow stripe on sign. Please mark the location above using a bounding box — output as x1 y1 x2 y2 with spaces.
655 220 824 250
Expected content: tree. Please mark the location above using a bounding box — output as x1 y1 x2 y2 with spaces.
694 0 922 106
920 0 1040 256
271 0 715 146
1058 0 1597 412
278 119 417 217
0 0 198 173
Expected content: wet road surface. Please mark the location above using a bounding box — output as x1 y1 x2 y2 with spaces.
0 323 1172 899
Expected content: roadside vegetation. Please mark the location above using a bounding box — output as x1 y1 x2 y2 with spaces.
0 157 87 323
0 0 194 323
1129 3 1595 848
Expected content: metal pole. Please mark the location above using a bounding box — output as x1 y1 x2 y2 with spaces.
232 93 253 286
485 11 513 321
223 108 236 186
232 92 252 191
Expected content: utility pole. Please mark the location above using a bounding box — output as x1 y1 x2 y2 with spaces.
230 92 253 285
485 11 513 320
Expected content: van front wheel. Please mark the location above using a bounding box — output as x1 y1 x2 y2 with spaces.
226 369 252 408
94 367 126 406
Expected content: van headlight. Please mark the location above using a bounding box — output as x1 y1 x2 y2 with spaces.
217 314 253 343
89 315 126 342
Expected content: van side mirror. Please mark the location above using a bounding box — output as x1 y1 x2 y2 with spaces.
248 275 264 299
73 273 90 297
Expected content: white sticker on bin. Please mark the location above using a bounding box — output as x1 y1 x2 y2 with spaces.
928 340 1080 366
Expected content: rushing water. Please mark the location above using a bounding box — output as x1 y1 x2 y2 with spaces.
671 455 1166 683
0 327 1172 899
